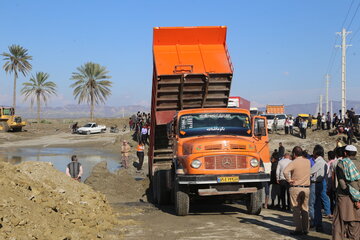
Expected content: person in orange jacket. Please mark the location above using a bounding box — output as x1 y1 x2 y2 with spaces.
136 142 145 171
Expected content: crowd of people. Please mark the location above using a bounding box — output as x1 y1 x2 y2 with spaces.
265 141 360 238
278 108 359 143
119 112 151 172
129 111 151 145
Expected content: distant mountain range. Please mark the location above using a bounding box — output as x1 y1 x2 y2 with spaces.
16 104 150 119
15 100 360 119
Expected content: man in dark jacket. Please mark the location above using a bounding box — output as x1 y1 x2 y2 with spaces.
66 155 83 181
317 113 321 130
278 142 285 159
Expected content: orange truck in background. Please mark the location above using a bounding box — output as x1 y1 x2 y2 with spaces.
266 105 285 114
149 26 271 216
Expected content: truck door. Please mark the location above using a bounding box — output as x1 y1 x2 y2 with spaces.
252 116 270 173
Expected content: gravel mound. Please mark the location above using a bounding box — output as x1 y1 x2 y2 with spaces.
0 161 122 239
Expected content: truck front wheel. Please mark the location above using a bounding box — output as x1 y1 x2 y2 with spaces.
175 183 189 216
246 188 262 215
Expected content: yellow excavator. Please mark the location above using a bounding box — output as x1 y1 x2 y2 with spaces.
0 106 26 132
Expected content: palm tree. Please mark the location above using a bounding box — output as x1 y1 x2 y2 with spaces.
2 45 32 110
70 62 112 120
21 72 57 122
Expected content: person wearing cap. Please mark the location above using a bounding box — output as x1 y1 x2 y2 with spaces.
332 145 360 239
283 146 311 236
121 140 131 169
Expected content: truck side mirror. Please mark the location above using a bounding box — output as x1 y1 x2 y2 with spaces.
254 118 267 137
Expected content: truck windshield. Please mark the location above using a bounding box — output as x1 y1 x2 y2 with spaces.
179 113 251 138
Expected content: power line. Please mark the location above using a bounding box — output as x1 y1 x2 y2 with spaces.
326 0 354 74
346 0 360 29
342 0 355 28
326 39 340 74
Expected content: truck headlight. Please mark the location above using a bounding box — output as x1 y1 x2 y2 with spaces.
250 158 259 167
191 159 202 169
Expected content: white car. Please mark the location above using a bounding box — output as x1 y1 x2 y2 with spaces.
77 123 106 135
261 114 287 131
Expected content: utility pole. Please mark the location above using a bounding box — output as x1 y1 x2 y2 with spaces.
325 74 330 114
336 28 351 119
319 95 323 114
331 100 333 117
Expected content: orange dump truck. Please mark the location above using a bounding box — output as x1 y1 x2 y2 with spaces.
266 105 285 114
149 26 271 216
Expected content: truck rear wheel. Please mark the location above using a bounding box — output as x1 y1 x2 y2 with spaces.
175 183 189 216
156 170 171 205
246 188 262 215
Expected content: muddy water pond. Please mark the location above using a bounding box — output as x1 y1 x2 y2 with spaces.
0 147 122 180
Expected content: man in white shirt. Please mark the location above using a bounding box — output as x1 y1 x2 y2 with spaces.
289 117 294 135
276 153 292 210
321 113 326 130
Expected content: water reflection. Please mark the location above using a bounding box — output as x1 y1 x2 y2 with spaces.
0 147 122 180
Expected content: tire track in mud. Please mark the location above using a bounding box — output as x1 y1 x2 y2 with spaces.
122 204 331 240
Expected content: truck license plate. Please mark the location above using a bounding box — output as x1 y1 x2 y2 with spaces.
217 176 239 183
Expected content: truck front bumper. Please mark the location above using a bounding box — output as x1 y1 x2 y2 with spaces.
177 173 270 185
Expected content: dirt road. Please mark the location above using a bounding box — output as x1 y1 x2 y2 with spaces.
122 203 331 240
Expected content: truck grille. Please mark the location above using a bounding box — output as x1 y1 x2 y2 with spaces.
204 155 247 169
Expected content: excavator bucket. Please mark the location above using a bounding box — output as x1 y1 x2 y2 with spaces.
153 26 233 75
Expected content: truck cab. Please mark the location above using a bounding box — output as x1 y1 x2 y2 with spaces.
168 108 270 215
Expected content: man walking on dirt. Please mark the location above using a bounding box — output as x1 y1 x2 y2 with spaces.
66 155 83 181
121 140 131 169
283 146 311 236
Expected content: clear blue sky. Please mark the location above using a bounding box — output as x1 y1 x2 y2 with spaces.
1 0 360 108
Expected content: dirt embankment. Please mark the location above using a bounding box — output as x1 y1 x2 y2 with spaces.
0 161 128 240
85 161 148 204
